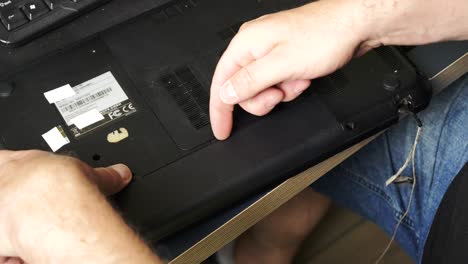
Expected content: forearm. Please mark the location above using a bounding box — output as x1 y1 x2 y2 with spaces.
359 0 468 46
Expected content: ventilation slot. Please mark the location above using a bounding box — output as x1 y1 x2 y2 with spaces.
161 66 210 129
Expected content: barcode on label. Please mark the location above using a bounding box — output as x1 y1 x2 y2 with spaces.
63 87 113 112
54 71 136 138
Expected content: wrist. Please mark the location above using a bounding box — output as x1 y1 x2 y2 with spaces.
358 0 468 46
299 0 374 50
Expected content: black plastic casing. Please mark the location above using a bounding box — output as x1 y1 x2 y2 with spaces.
0 0 432 240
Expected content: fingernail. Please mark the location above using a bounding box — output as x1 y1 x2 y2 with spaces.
219 81 238 104
110 164 132 183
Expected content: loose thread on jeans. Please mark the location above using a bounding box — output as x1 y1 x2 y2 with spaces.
385 123 422 186
375 114 422 264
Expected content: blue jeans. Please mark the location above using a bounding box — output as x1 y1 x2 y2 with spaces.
313 75 468 262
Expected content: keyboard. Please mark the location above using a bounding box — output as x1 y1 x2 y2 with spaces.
0 0 110 47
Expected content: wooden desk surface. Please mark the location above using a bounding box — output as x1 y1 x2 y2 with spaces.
170 135 379 264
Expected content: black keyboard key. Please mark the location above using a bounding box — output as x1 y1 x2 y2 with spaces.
0 8 28 31
0 0 110 46
43 0 58 10
22 0 50 20
0 0 15 11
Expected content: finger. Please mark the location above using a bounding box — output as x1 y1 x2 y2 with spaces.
218 49 295 105
209 97 234 140
239 87 284 116
210 47 275 140
210 22 280 140
211 50 292 139
90 164 132 196
278 79 311 102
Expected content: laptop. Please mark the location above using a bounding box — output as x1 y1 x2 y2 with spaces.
0 0 431 240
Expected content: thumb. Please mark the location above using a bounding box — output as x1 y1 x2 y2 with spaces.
91 164 133 195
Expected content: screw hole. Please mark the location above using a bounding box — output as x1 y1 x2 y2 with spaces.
92 154 101 161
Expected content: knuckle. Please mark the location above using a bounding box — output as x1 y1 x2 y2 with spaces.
257 14 271 20
31 157 84 184
239 21 254 32
24 149 43 155
20 149 45 158
239 17 274 37
238 17 270 34
231 67 256 97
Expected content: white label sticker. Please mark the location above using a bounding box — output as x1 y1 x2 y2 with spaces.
44 84 76 104
42 126 70 152
70 109 105 129
54 72 137 138
55 72 128 126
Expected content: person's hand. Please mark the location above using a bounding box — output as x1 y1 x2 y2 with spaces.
0 150 161 264
209 0 468 140
209 0 368 140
